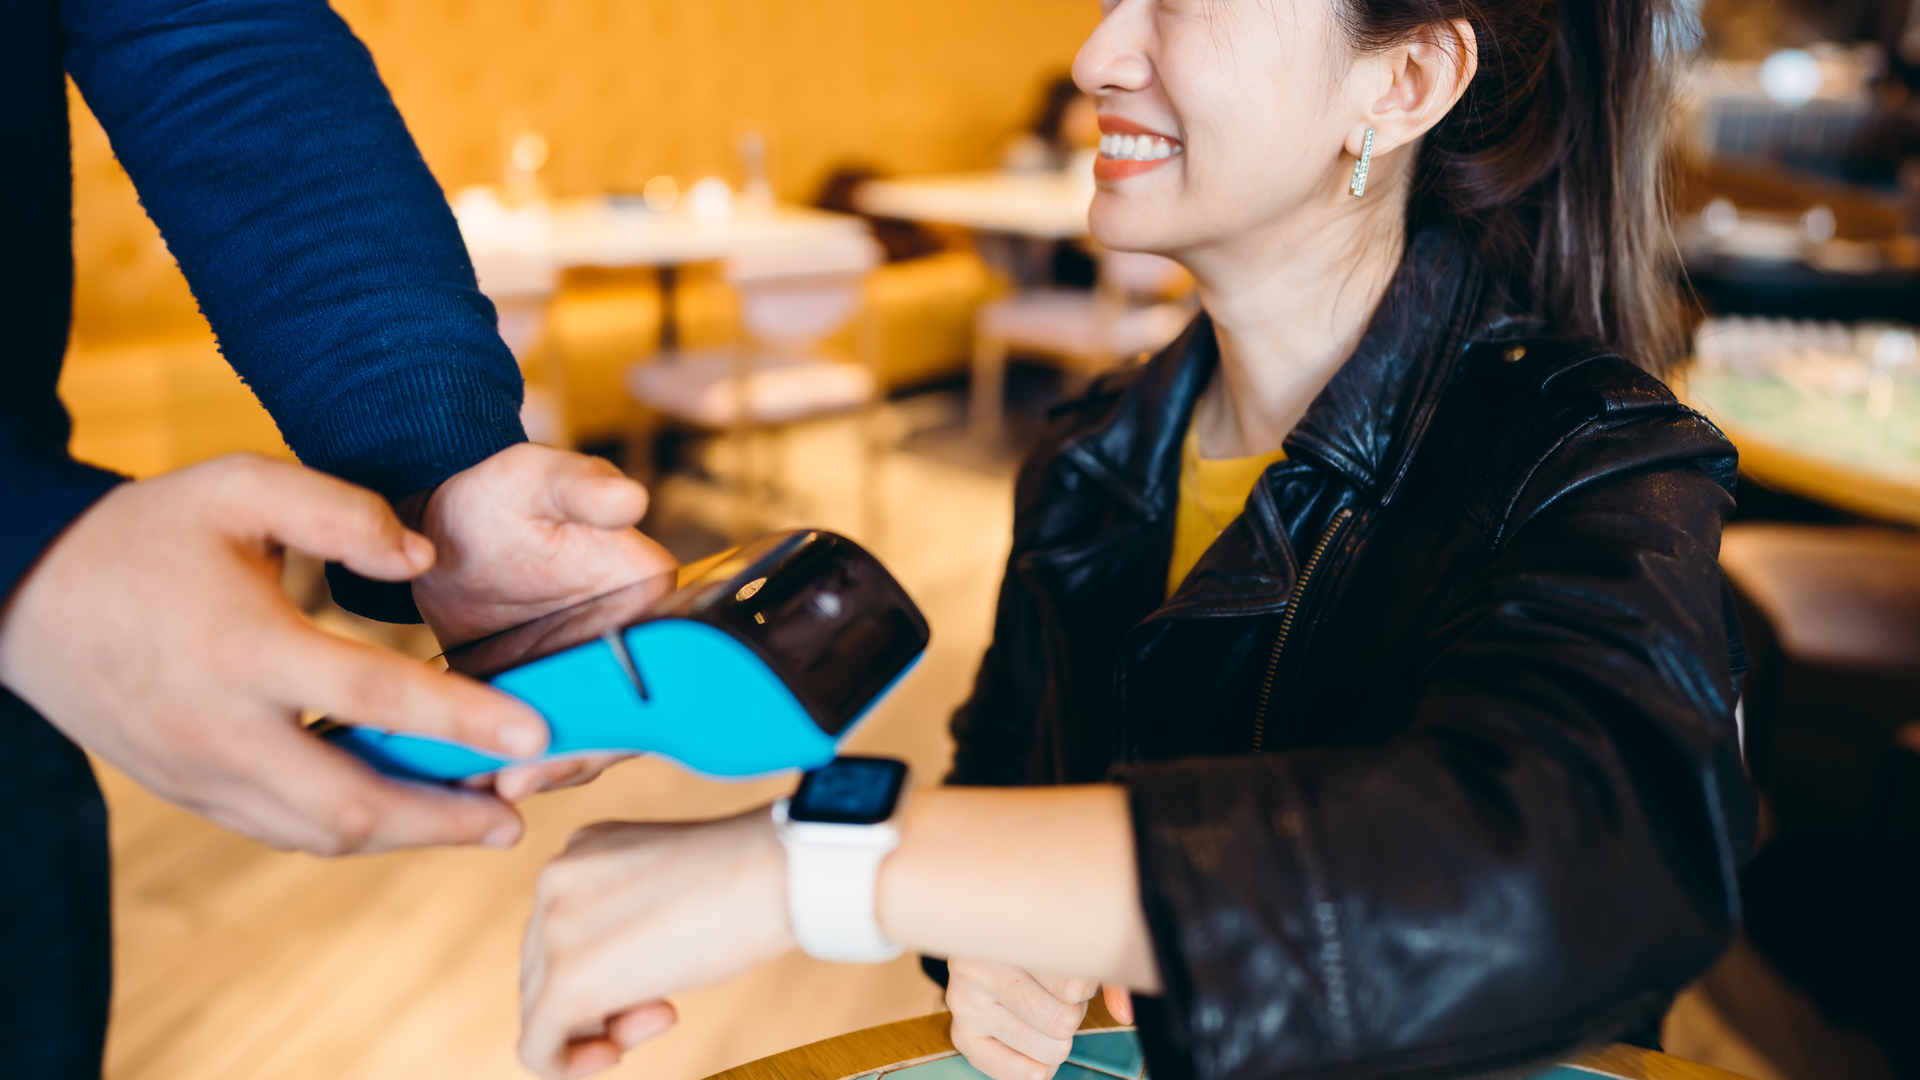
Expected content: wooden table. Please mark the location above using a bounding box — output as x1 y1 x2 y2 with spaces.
1684 370 1920 527
704 1004 1754 1080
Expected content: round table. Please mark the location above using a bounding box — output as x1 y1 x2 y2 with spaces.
1685 369 1920 527
701 1004 1753 1080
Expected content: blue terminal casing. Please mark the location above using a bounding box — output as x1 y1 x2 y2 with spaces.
314 529 930 782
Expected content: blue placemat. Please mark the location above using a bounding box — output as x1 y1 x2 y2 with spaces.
1066 1031 1146 1078
863 1031 1611 1080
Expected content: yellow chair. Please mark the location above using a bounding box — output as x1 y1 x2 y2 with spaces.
969 249 1195 445
626 233 886 537
836 251 996 392
543 252 995 450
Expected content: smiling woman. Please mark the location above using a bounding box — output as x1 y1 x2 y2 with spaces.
516 1 1753 1079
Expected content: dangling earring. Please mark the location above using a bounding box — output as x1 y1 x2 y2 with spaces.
1348 127 1375 197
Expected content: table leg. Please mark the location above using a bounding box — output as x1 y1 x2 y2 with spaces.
658 263 680 351
971 329 1007 449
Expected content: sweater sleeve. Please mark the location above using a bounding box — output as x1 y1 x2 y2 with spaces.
60 0 526 504
0 0 127 599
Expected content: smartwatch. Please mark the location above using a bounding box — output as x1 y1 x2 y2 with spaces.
772 755 911 963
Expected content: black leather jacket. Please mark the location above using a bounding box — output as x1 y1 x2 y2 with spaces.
947 230 1756 1080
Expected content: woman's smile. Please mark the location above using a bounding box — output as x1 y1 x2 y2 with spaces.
1094 114 1182 180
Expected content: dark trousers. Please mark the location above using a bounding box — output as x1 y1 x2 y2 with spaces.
0 687 111 1079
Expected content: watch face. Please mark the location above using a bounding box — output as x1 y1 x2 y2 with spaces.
788 756 908 825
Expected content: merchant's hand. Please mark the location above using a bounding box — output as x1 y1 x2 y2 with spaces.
0 454 549 855
947 960 1130 1080
410 443 676 649
519 809 794 1080
409 443 678 800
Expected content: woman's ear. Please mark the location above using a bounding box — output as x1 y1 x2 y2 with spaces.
1348 19 1478 159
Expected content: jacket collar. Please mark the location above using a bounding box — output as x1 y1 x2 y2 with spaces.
1057 226 1492 519
1057 314 1218 522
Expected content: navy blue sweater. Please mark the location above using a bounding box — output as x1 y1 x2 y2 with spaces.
3 0 527 613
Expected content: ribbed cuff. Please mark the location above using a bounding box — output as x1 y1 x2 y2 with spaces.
320 483 443 624
0 449 126 604
281 359 524 624
281 356 527 504
323 563 424 624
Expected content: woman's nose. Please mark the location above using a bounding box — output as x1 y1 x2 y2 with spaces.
1072 0 1154 96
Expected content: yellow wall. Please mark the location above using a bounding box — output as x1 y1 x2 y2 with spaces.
63 0 1099 472
342 0 1100 201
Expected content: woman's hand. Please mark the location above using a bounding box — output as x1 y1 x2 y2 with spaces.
947 959 1098 1080
947 960 1130 1080
519 808 794 1080
516 786 1158 1080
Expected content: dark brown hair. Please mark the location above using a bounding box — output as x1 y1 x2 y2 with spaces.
1340 0 1690 372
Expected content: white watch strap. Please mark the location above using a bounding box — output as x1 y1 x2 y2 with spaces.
774 799 904 963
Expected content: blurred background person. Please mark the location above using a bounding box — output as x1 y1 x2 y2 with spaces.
1002 74 1103 289
1000 74 1102 174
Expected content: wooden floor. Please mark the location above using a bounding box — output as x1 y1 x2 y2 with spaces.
98 402 1805 1080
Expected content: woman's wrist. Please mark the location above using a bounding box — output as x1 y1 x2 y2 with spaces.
876 784 1161 991
737 808 798 957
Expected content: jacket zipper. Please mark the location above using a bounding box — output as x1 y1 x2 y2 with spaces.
1251 507 1353 752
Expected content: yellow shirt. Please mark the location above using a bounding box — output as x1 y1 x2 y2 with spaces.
1166 420 1287 598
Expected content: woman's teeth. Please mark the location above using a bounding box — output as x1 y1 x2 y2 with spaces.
1099 133 1179 161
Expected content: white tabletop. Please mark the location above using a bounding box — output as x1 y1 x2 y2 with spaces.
546 200 869 267
455 192 873 298
855 170 1093 240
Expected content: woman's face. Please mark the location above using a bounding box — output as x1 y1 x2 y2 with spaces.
1073 0 1370 260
